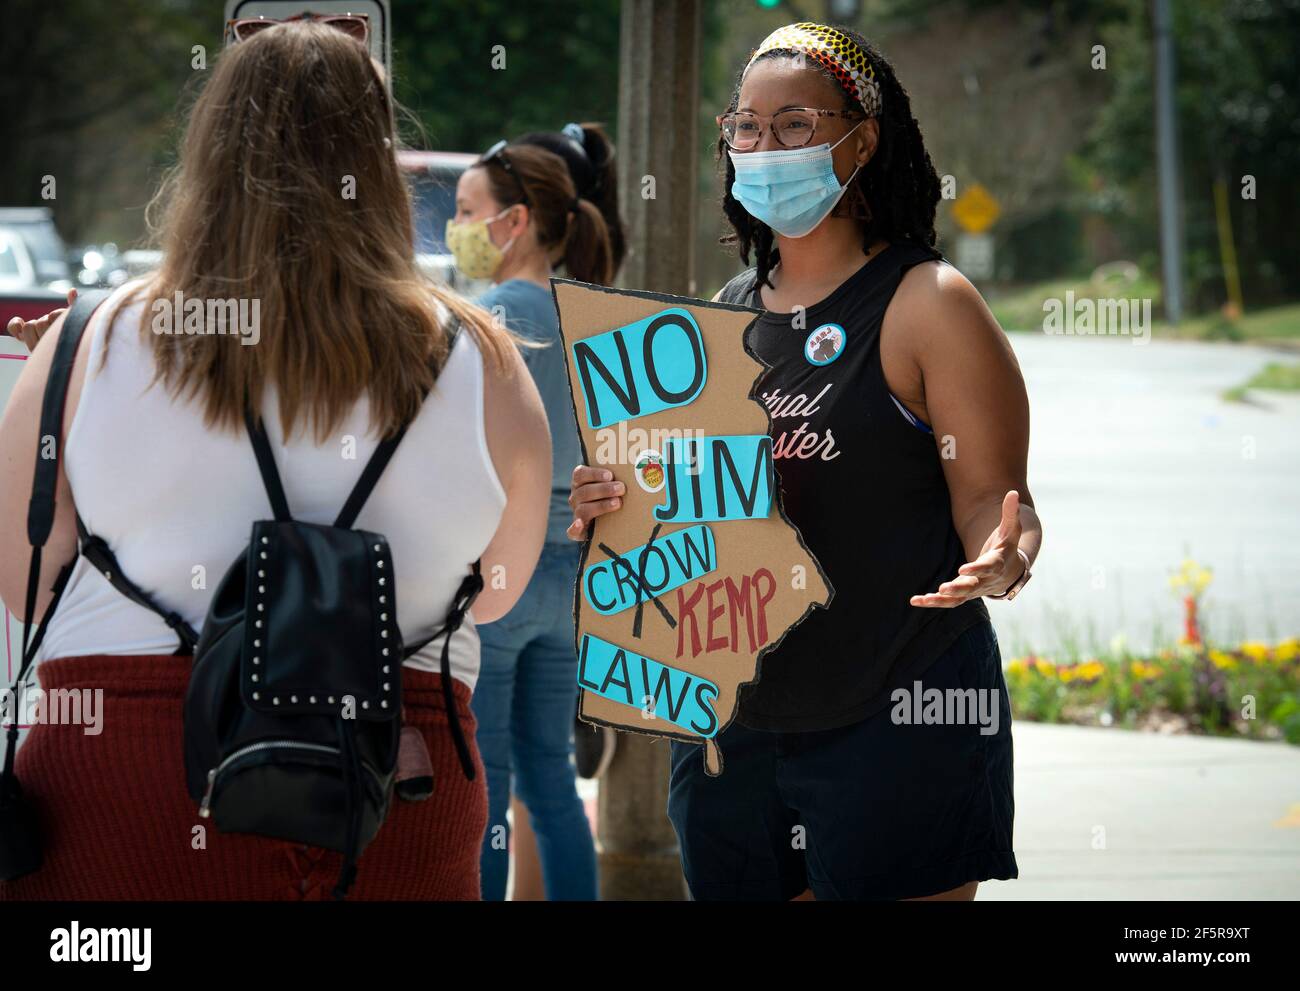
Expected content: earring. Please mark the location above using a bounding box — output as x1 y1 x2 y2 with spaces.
836 176 872 222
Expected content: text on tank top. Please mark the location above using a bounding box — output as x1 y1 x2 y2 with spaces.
722 243 989 732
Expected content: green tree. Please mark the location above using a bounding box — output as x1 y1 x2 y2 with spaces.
392 0 623 154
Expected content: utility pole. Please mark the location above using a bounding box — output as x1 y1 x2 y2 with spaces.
1153 0 1184 325
602 0 702 899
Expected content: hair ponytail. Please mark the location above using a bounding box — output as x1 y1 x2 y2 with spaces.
515 122 626 280
563 198 614 285
480 143 615 287
574 124 625 274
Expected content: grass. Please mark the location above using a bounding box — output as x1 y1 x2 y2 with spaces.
1222 361 1300 402
986 276 1300 344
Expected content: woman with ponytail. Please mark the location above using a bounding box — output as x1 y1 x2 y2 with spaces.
517 122 627 277
447 140 610 900
568 23 1041 901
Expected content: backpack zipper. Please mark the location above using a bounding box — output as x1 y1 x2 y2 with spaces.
199 739 341 817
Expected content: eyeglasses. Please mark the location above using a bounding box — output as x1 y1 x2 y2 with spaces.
717 108 867 151
224 11 370 46
480 139 530 206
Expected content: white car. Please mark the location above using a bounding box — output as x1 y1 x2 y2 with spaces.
0 229 37 292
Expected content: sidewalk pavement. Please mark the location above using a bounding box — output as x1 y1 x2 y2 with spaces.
979 721 1300 900
580 722 1300 900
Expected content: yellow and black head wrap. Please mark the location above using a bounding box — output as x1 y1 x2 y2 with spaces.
746 22 882 118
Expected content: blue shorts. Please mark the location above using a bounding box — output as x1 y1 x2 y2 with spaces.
667 621 1018 900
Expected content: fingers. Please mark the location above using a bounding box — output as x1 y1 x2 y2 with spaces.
997 489 1021 543
566 464 625 540
6 305 68 351
910 590 970 608
571 464 612 490
916 547 1007 607
65 287 78 307
957 546 1006 579
935 575 981 596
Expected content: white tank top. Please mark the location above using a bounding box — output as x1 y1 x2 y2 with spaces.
37 281 507 692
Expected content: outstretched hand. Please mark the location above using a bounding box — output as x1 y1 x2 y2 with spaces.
910 490 1025 608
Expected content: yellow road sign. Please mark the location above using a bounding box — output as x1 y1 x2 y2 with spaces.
952 183 1001 234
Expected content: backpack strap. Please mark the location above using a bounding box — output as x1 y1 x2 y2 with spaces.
76 515 199 653
333 322 465 529
244 322 464 529
244 409 294 523
333 425 411 529
401 560 484 780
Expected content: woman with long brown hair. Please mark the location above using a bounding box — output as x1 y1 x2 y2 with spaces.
0 20 551 900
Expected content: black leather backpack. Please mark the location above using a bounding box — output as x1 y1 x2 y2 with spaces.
1 291 482 898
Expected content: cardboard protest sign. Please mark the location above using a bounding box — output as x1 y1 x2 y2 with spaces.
552 279 832 776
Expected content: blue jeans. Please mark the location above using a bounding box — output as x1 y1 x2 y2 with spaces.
472 542 597 900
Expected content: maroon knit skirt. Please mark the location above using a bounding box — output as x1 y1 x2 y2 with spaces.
0 654 487 900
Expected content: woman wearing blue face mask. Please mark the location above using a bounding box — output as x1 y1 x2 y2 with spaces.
448 141 612 901
569 22 1042 901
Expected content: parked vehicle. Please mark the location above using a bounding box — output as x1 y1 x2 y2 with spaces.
397 149 488 294
0 230 38 292
0 207 71 291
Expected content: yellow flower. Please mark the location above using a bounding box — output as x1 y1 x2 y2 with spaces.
1059 667 1075 683
1034 658 1056 678
1169 558 1212 599
1275 639 1299 663
1077 660 1106 682
1130 661 1165 680
1240 642 1270 664
1209 649 1238 671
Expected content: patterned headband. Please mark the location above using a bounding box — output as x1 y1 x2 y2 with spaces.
746 22 882 118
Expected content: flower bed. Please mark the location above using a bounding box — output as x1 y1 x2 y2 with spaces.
1004 638 1300 743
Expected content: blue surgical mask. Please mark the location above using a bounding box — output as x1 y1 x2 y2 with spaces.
729 122 864 239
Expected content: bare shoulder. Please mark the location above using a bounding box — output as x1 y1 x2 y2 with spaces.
887 258 1015 365
478 330 548 481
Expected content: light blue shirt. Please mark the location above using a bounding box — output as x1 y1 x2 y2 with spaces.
476 279 579 545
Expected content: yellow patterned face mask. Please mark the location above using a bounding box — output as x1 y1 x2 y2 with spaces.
445 208 517 281
747 22 882 117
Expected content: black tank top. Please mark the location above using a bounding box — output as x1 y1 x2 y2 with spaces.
720 242 989 732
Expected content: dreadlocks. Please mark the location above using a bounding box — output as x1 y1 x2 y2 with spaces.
719 26 942 291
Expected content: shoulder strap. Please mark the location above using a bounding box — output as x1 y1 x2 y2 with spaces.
16 289 111 682
19 290 200 662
